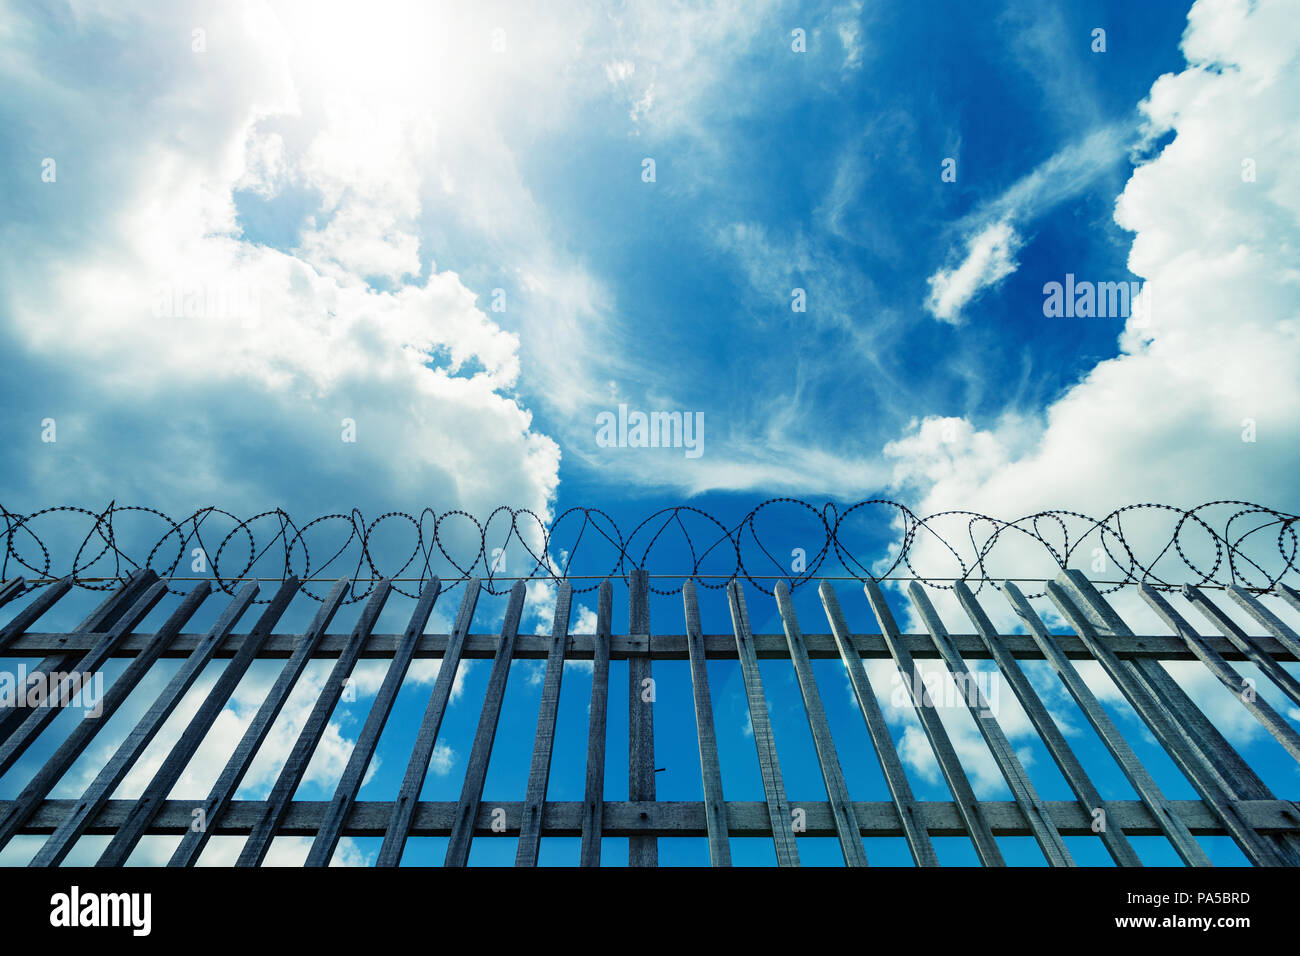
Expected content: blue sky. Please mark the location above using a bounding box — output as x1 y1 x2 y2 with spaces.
1 0 1299 866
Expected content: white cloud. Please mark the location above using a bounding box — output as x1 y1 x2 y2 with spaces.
0 831 376 867
605 60 635 84
73 661 357 802
574 604 598 634
406 657 474 701
889 0 1300 743
429 742 458 776
0 0 562 522
922 124 1127 324
863 657 1041 797
835 0 866 72
924 220 1023 324
192 834 374 866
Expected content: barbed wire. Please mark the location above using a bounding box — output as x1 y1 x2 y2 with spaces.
1 499 1297 603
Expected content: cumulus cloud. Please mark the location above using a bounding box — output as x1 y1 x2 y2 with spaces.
889 0 1300 744
0 0 561 524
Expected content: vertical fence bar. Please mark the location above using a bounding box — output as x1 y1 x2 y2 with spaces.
1002 581 1210 867
0 582 252 853
75 583 253 867
1047 574 1285 866
1141 585 1300 761
0 570 156 745
306 579 441 867
682 579 730 866
1058 572 1273 801
235 581 392 866
953 581 1141 867
819 581 938 866
0 656 89 747
728 581 799 866
164 578 349 867
516 582 574 866
0 579 25 609
0 576 168 777
774 581 867 866
0 582 224 858
445 581 526 867
627 569 656 867
907 583 1073 867
1182 585 1300 707
579 580 612 867
1224 585 1300 659
0 576 72 652
863 580 1004 866
74 570 158 635
1064 571 1300 851
29 578 272 868
376 578 481 867
0 571 83 741
39 579 296 868
73 578 300 868
1273 583 1300 618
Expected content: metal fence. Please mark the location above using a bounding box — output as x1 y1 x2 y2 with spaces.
0 566 1298 866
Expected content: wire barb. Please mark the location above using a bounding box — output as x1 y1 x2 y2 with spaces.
0 499 1296 603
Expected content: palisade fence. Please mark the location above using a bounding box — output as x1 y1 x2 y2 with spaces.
0 500 1298 867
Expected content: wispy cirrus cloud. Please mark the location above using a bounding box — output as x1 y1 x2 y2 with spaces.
924 219 1024 324
923 124 1128 323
